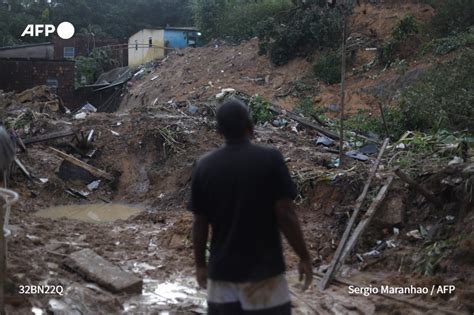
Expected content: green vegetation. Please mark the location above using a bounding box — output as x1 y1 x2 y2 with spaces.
259 4 342 65
380 15 418 65
429 0 474 37
346 50 473 139
391 15 418 41
294 97 315 117
248 95 273 124
312 50 341 84
74 48 119 87
400 49 474 133
421 27 474 56
0 0 193 46
417 237 459 276
193 0 292 42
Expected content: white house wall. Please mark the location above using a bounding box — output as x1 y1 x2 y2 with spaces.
128 29 165 67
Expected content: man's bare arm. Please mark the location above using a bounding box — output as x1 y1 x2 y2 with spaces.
193 214 209 267
275 199 312 290
275 199 310 259
192 214 209 288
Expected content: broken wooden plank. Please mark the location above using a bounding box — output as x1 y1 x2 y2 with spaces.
23 130 76 145
268 106 341 140
14 157 32 180
319 138 390 290
49 147 114 181
340 176 394 263
394 167 442 208
65 248 142 294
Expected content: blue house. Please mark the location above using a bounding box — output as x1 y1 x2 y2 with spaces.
164 27 201 49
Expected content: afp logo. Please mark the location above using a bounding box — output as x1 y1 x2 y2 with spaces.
21 22 75 39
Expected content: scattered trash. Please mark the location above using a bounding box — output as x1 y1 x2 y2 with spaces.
74 112 87 120
315 135 334 146
215 88 236 100
186 104 199 115
78 102 97 114
151 75 159 81
327 103 339 112
448 156 463 165
359 144 378 155
406 229 423 240
110 130 120 136
272 118 288 127
396 143 406 149
362 250 380 257
345 150 369 161
87 180 101 191
328 157 340 168
133 68 145 79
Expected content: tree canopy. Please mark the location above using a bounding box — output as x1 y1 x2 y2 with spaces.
0 0 194 46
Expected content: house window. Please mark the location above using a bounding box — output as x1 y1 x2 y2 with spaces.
63 47 75 58
148 37 152 48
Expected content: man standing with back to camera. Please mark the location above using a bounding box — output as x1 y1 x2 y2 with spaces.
189 99 312 314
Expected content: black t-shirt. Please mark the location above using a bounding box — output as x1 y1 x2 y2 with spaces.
188 140 297 282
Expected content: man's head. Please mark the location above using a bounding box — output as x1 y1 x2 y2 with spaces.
217 99 253 141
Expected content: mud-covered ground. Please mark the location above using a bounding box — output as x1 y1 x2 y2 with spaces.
2 1 473 312
2 102 472 314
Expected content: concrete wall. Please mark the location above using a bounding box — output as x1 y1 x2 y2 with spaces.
128 29 164 67
0 43 54 60
0 59 75 106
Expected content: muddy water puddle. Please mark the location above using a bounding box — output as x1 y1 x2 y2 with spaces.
124 278 207 314
35 203 142 223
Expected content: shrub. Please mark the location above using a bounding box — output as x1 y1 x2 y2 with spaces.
430 0 474 37
313 50 341 84
295 97 314 117
193 0 293 42
379 15 419 65
261 4 342 65
420 27 474 56
248 95 273 124
391 15 418 41
400 49 474 133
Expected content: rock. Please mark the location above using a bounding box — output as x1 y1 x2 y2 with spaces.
65 249 143 294
377 193 406 226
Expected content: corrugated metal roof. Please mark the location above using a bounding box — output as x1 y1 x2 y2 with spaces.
0 42 53 51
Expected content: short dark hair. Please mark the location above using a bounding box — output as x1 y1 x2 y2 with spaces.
216 99 253 140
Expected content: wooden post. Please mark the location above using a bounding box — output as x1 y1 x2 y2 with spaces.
339 7 348 168
394 168 442 208
319 138 390 290
378 102 390 139
0 196 5 315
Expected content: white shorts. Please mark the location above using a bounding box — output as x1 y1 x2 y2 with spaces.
207 274 291 311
